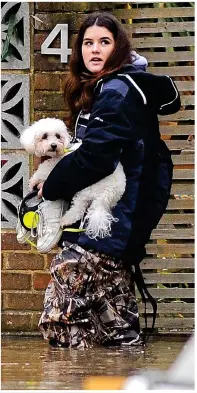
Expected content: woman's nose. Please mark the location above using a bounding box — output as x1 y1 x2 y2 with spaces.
92 42 100 53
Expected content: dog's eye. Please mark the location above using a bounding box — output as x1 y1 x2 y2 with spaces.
56 134 61 139
42 133 48 140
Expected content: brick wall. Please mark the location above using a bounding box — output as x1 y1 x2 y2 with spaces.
1 231 57 332
33 2 118 123
1 2 119 334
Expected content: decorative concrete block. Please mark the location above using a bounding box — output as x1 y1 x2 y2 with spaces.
1 2 30 69
1 74 30 149
1 152 29 228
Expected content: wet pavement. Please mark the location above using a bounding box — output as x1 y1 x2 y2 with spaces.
1 334 188 390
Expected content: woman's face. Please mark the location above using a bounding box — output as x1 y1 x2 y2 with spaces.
82 25 115 74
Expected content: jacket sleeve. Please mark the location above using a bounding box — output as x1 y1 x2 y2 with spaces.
42 89 136 201
155 75 181 115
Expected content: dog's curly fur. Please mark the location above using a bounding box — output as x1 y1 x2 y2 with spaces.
20 118 126 239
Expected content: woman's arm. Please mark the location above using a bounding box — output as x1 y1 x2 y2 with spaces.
42 89 136 201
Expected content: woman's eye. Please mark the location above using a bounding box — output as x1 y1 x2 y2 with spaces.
101 40 110 45
83 40 110 46
42 133 47 140
56 134 60 139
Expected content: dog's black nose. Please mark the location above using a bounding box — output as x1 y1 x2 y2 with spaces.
51 143 57 150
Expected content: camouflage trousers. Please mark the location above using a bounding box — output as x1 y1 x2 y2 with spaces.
38 241 141 348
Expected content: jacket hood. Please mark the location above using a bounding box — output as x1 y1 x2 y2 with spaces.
95 64 181 115
117 64 181 116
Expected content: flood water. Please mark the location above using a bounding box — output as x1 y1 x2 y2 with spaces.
1 334 188 390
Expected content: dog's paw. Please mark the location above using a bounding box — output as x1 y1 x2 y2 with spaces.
29 181 35 191
29 178 39 190
60 216 67 227
60 215 76 228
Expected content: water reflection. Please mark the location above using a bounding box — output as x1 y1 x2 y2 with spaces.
1 335 188 390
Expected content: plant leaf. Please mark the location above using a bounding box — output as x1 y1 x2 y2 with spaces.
1 13 16 61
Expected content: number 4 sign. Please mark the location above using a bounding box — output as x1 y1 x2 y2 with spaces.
41 24 72 63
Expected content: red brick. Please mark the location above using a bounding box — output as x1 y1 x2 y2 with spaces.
35 2 114 12
60 73 70 92
34 73 60 90
2 312 32 332
34 13 85 31
34 32 50 50
1 233 31 250
34 111 69 122
46 253 56 269
3 292 44 311
33 273 51 290
32 312 42 330
34 53 69 72
2 273 31 290
5 253 44 270
34 91 65 111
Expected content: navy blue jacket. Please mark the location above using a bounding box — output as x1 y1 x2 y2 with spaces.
42 65 181 262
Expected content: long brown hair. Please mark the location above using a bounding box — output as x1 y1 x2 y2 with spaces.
64 12 132 130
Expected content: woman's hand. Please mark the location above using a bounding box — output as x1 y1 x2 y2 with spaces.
37 182 44 198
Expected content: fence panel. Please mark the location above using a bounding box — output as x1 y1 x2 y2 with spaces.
115 2 194 333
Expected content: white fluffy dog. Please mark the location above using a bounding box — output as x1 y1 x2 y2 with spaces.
20 117 126 239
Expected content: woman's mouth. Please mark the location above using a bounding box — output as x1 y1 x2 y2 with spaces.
90 58 102 63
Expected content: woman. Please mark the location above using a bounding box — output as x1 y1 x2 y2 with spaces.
38 12 180 348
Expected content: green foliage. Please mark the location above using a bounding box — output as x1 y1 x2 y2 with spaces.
1 13 17 61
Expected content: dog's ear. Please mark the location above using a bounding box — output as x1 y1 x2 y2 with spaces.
20 125 36 154
63 132 71 148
